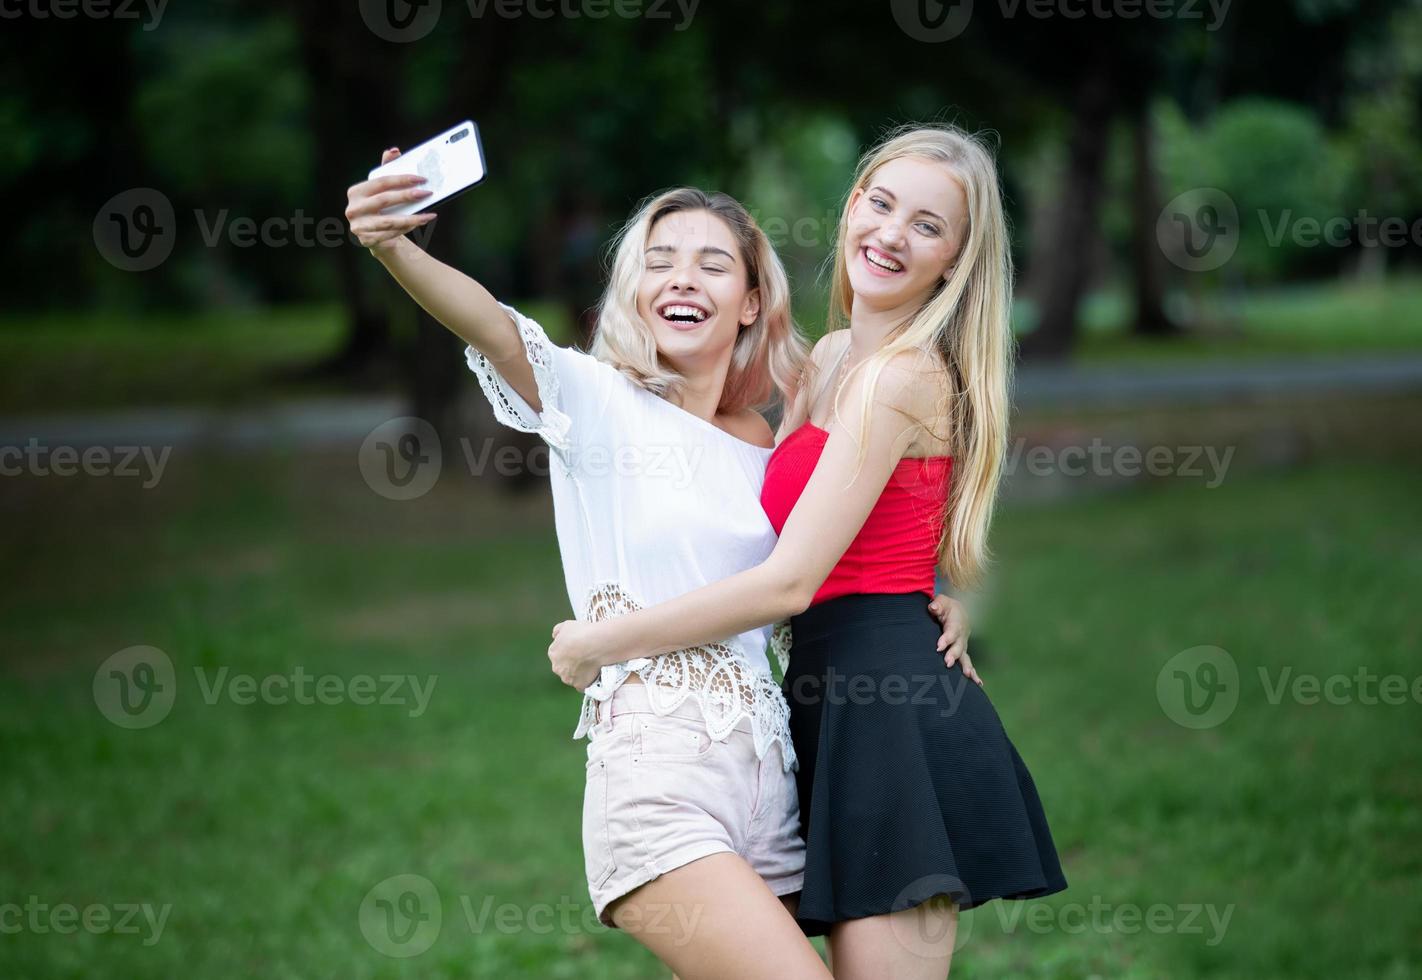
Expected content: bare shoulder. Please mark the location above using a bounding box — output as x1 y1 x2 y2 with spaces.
838 347 952 459
723 408 776 449
871 346 945 406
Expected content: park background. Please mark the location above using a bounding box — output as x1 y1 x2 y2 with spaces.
2 0 1420 976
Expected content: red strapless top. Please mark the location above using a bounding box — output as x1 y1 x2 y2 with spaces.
761 422 952 607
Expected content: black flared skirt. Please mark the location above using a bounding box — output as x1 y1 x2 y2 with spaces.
782 592 1068 937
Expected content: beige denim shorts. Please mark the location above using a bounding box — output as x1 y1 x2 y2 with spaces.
582 678 805 928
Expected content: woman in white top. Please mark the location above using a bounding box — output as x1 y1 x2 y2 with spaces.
345 160 966 978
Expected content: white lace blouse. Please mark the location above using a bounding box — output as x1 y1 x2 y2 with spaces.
465 303 797 772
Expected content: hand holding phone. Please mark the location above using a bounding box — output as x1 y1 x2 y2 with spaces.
345 120 487 254
367 121 487 216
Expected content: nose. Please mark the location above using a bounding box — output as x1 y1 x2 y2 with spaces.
879 218 906 249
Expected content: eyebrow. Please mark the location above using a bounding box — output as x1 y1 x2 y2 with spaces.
644 244 737 262
869 185 947 226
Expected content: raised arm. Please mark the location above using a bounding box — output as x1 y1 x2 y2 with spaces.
549 351 938 670
345 147 541 412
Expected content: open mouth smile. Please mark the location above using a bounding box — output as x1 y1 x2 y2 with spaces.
861 245 905 275
656 301 712 329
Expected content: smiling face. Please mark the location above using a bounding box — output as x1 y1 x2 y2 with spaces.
842 155 968 313
637 208 760 368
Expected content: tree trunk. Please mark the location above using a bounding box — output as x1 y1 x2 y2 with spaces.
1019 61 1116 360
292 2 398 380
1129 100 1178 338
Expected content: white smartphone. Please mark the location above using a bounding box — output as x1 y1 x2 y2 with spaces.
367 120 487 216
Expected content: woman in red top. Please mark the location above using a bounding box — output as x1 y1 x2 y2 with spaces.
550 124 1066 977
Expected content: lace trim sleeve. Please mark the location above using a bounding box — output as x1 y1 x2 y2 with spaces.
464 302 574 454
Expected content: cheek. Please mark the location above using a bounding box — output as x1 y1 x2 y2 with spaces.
713 283 747 319
843 226 869 263
846 210 875 239
916 242 954 278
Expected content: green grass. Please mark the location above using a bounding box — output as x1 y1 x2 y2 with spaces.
0 306 349 415
0 301 577 417
1 444 1419 977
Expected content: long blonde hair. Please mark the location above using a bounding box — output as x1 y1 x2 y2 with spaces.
589 188 809 416
819 125 1015 590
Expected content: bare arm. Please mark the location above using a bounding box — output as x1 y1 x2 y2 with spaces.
562 352 932 666
344 147 542 412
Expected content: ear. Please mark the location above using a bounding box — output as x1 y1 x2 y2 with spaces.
740 288 762 327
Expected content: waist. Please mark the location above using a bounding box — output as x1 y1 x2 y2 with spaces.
790 591 939 645
811 554 938 606
597 675 756 736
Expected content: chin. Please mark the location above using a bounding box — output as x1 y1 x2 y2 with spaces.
651 330 706 361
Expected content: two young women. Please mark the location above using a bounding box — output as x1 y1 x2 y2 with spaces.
346 124 1064 978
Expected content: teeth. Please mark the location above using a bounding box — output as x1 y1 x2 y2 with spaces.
660 305 708 322
865 248 903 272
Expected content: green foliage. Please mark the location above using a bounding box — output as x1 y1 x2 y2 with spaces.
133 15 311 204
1158 98 1354 281
1337 3 1422 217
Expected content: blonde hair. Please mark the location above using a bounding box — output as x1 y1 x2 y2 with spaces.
817 124 1015 590
589 188 809 416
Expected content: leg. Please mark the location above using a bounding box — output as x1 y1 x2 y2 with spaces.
606 852 829 980
826 895 959 980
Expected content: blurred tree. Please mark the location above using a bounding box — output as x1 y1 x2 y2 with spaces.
289 1 405 381
0 16 149 308
1337 2 1422 281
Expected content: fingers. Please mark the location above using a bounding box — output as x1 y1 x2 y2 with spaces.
345 183 430 224
935 615 965 651
943 645 983 687
345 174 428 217
347 173 426 205
363 185 435 215
961 652 983 686
382 147 402 163
943 638 964 667
352 213 435 238
350 212 438 249
928 594 946 619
